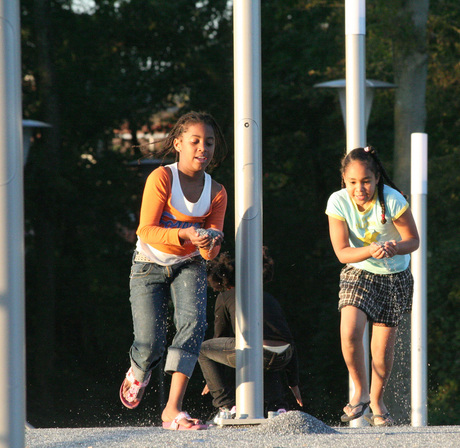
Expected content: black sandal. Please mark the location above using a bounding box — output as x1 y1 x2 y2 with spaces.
340 401 370 422
364 412 395 427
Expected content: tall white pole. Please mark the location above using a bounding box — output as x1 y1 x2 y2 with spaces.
410 133 428 426
345 0 366 151
345 0 369 427
0 0 26 446
233 0 264 420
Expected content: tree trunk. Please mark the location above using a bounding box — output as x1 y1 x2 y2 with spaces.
30 0 62 407
388 0 429 425
393 0 429 194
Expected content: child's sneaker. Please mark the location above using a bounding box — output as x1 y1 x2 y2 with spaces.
119 367 151 409
212 406 236 424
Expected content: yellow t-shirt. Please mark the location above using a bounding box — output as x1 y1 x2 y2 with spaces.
326 185 409 274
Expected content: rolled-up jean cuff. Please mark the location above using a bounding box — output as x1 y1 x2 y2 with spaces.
130 356 162 383
164 347 198 378
131 364 148 383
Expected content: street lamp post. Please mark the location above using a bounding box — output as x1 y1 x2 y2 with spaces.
314 79 396 129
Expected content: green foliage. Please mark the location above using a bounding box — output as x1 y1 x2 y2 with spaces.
423 0 460 424
21 0 459 427
425 151 460 424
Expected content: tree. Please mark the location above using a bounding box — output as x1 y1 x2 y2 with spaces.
423 0 460 424
21 0 459 427
24 0 63 406
366 0 430 424
392 0 430 195
22 0 233 426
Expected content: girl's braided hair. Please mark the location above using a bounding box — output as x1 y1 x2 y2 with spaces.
340 146 404 224
134 111 228 170
207 247 275 292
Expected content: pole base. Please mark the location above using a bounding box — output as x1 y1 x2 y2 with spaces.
213 417 266 427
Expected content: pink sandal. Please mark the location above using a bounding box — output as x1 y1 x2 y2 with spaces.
162 412 208 430
119 367 151 409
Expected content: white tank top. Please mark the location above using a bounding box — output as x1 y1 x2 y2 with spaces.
169 162 211 216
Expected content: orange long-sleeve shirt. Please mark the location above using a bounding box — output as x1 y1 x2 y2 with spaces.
136 166 227 261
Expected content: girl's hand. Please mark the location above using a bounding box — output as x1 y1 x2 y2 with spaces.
178 227 206 247
369 241 398 259
208 230 224 248
369 242 388 259
179 227 223 249
382 240 398 258
196 228 224 250
289 385 303 407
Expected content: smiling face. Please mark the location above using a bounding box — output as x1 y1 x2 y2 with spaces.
174 122 215 175
342 160 380 211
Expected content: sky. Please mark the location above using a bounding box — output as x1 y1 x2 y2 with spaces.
71 0 96 14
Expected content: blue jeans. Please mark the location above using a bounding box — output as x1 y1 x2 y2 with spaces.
128 254 208 382
198 337 293 411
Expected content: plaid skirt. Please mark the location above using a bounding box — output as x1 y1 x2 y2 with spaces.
338 264 413 327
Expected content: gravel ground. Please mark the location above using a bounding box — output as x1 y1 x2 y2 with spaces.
25 411 460 448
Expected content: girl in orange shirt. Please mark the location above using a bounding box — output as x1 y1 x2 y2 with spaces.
119 112 228 430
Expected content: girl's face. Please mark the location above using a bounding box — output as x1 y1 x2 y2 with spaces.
174 122 215 174
343 160 380 211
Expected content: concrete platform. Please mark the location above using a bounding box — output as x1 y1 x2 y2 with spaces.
25 411 460 448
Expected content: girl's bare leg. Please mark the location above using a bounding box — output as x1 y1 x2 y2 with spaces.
369 324 398 423
161 372 195 427
340 306 370 417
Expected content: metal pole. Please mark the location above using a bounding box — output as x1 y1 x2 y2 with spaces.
0 0 26 446
233 0 264 420
410 133 428 426
345 0 366 151
345 0 369 427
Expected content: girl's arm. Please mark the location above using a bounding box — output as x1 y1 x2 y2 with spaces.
385 208 420 257
198 183 227 260
137 168 182 246
328 216 387 263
